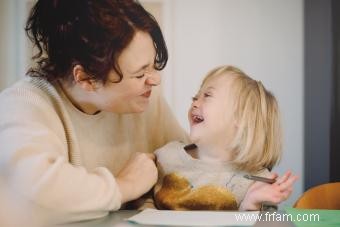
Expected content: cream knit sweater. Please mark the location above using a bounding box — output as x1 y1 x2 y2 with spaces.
0 77 187 222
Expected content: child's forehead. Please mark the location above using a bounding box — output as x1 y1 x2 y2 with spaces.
201 72 236 88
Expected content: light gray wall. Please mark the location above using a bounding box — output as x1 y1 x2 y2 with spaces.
0 0 31 91
161 0 304 206
0 0 17 90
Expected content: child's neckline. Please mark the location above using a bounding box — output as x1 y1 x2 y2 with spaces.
181 143 232 167
184 143 199 159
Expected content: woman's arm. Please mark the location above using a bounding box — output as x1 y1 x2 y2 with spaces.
0 93 122 223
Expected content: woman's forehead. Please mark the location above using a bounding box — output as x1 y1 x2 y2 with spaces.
118 31 156 73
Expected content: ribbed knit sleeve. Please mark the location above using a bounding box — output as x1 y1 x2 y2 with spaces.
0 79 122 223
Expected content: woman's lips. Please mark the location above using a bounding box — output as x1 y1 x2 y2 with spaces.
142 90 152 98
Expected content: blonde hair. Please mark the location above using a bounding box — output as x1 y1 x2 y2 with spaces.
201 65 282 172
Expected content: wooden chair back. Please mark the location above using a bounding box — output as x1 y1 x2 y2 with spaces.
294 182 340 209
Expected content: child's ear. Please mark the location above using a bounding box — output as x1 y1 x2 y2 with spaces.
72 65 96 91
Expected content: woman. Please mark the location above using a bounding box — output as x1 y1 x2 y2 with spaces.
0 0 187 223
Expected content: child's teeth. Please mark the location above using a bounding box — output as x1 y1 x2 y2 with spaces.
193 115 204 122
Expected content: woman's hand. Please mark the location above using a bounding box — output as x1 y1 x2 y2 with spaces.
239 171 298 211
116 152 158 204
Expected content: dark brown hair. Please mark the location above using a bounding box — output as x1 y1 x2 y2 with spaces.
25 0 168 83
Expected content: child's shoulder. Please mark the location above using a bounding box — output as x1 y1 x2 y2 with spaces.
155 141 185 157
155 141 189 166
155 141 193 174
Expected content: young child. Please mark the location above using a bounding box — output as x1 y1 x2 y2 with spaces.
154 65 298 211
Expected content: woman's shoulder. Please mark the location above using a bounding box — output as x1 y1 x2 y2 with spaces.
0 77 64 118
0 77 71 143
0 77 59 102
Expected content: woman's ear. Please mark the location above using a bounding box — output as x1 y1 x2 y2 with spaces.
72 65 96 91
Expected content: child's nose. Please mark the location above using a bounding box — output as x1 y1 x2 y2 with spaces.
192 99 201 108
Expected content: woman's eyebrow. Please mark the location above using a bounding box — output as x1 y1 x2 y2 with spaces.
129 64 149 74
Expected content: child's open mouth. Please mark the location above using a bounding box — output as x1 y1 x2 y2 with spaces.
192 114 204 124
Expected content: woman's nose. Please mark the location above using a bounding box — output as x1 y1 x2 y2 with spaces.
146 71 161 86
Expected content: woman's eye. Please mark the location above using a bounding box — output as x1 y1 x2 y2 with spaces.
136 74 145 79
204 93 211 98
192 96 198 101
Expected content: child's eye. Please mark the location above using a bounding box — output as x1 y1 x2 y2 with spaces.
204 93 211 98
136 74 145 79
192 96 198 101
